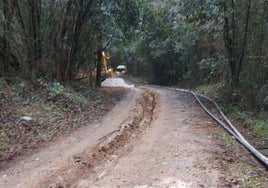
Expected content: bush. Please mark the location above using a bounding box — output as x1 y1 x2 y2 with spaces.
239 59 267 110
48 82 64 100
196 56 229 84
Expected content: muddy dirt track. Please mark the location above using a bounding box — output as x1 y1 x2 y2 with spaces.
0 78 267 188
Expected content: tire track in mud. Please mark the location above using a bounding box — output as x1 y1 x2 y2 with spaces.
40 87 156 188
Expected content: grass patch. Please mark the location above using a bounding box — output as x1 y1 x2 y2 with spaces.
224 108 268 149
217 132 237 148
227 162 267 188
252 122 268 137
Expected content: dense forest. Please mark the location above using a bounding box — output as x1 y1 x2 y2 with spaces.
0 0 267 110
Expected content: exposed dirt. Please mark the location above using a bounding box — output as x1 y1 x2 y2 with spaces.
0 78 267 188
0 82 127 168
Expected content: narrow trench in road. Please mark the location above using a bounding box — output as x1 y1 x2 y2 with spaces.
40 87 157 188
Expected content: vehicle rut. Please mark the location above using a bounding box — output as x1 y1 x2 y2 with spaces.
39 87 156 188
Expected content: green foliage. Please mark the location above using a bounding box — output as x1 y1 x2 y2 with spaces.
0 0 267 110
122 1 199 85
1 79 38 102
222 105 268 148
234 162 266 188
64 85 89 104
48 82 64 100
250 113 268 147
217 132 236 148
238 58 268 109
197 57 228 84
252 122 268 143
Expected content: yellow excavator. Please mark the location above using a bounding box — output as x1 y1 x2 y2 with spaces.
100 51 113 80
92 51 113 82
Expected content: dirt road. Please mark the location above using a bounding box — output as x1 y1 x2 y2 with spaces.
89 85 222 188
0 78 266 187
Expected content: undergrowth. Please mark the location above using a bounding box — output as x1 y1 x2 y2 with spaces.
217 132 237 148
194 83 268 149
195 83 268 187
227 109 268 149
0 79 126 163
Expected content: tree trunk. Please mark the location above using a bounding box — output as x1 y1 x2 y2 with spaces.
28 0 42 64
64 1 83 82
223 0 251 84
96 49 102 88
54 0 72 82
2 0 9 76
237 0 251 83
